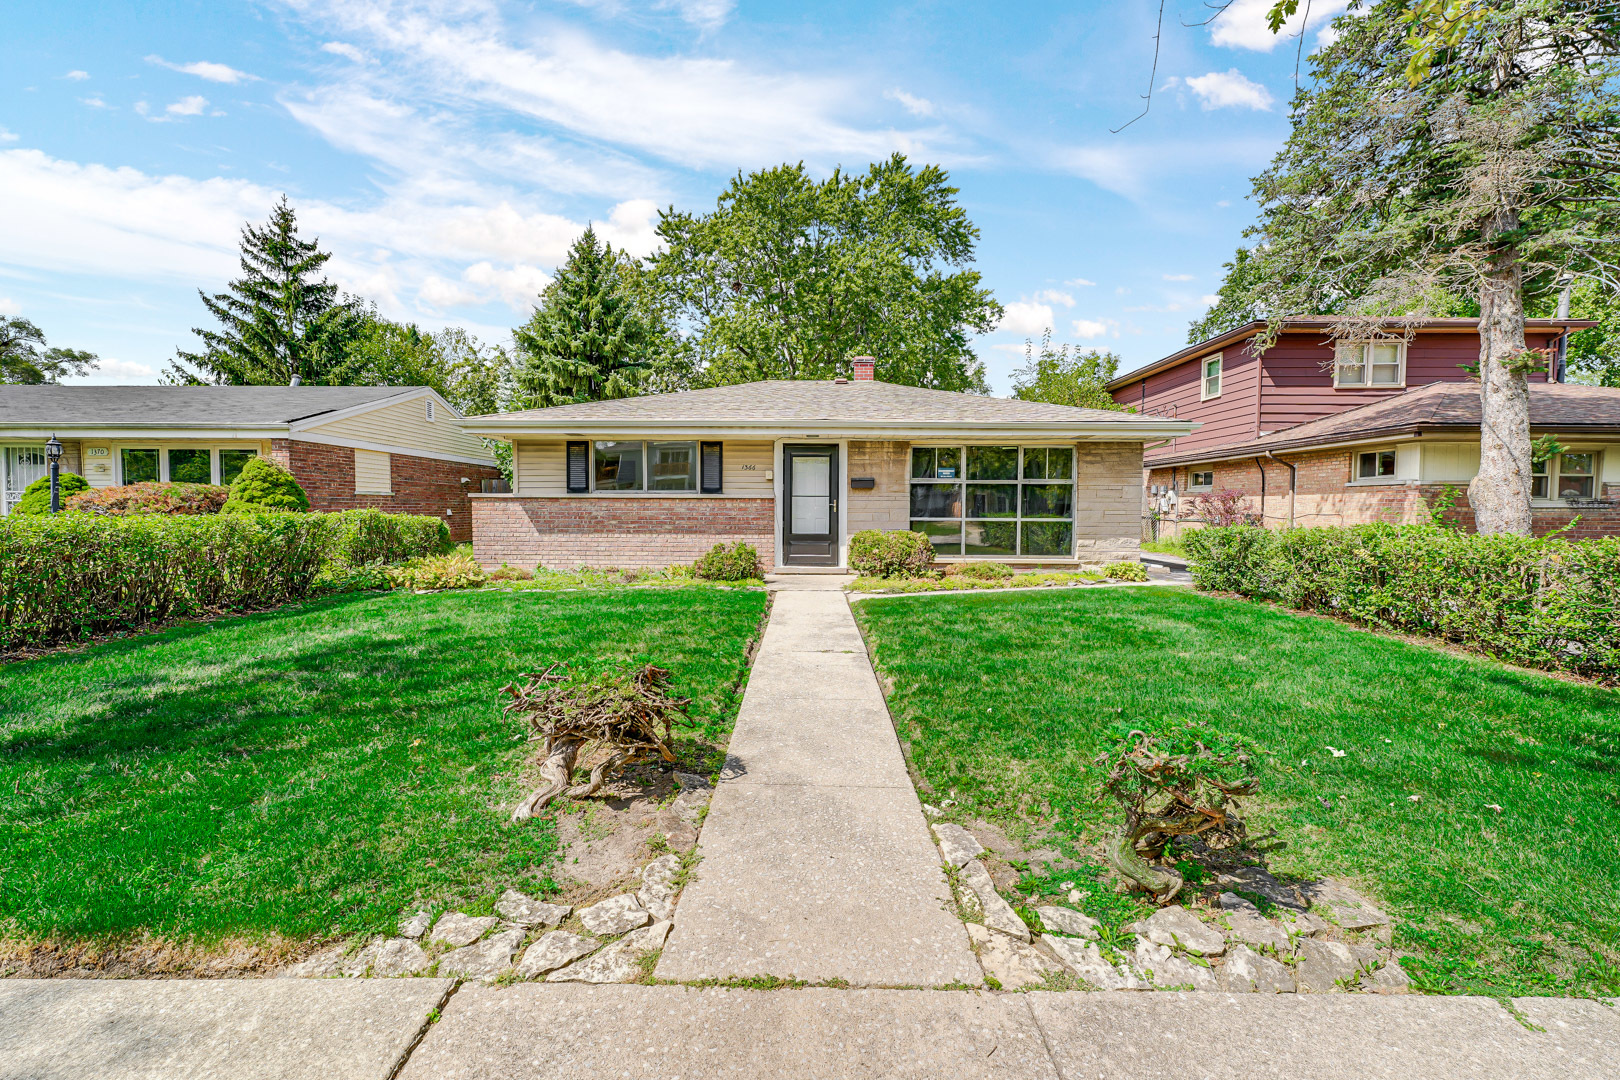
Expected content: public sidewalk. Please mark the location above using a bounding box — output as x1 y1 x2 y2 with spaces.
653 580 982 986
4 979 1615 1080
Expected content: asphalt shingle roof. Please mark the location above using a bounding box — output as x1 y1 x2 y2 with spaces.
0 385 415 428
471 379 1144 425
1148 381 1620 466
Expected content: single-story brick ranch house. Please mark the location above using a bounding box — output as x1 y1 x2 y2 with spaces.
0 385 502 539
1107 318 1620 538
460 361 1194 571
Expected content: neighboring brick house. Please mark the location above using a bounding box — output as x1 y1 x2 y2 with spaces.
0 385 501 540
459 359 1193 571
1106 318 1620 538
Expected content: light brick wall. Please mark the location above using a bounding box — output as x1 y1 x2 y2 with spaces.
472 496 776 570
1149 447 1620 539
1074 442 1145 560
845 440 910 534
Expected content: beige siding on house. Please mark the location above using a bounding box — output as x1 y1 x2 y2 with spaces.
1420 442 1481 483
354 448 392 494
512 438 773 497
302 394 492 461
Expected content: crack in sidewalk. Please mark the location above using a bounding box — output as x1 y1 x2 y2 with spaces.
384 979 461 1080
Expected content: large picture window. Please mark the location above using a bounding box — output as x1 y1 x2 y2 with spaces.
592 440 697 492
909 445 1075 557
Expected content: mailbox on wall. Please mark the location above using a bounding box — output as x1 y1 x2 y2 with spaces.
849 476 875 490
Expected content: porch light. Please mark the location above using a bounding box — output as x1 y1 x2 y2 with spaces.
44 434 63 513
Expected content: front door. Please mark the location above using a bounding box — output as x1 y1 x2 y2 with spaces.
782 444 839 565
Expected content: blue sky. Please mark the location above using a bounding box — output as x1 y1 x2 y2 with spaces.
0 0 1351 391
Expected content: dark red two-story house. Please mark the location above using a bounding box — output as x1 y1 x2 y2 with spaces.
1107 318 1620 539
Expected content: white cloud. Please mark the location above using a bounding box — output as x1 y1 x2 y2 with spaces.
886 89 935 117
0 296 19 314
1033 289 1074 308
165 95 210 118
80 96 109 109
1072 318 1119 339
321 41 367 62
146 55 258 84
1115 286 1130 295
78 357 158 382
0 127 17 143
1208 0 1350 52
279 0 947 171
1064 277 1096 287
1180 70 1274 111
1201 294 1222 306
463 261 552 311
0 148 657 325
65 70 91 81
1216 199 1232 207
658 0 735 29
134 101 150 117
1163 273 1194 282
999 301 1055 336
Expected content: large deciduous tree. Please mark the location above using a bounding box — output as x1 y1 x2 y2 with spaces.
511 226 663 408
1011 329 1123 410
1238 0 1620 534
169 197 364 386
348 313 514 417
1 316 98 384
650 154 1001 390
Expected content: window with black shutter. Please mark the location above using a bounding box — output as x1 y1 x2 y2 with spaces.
700 441 723 494
566 441 589 493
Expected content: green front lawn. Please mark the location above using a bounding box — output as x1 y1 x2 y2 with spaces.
1 588 766 944
855 588 1620 998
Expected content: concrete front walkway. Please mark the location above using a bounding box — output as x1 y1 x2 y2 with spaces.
653 581 981 987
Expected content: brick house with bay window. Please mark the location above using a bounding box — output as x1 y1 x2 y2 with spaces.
1107 318 1620 538
0 385 501 540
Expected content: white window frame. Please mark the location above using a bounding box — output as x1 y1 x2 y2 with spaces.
589 440 700 494
1200 353 1223 401
1533 450 1601 503
1334 340 1407 389
1188 469 1214 492
117 446 259 486
907 445 1078 559
1350 446 1401 485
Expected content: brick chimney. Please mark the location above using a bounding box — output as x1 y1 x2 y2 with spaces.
852 356 876 381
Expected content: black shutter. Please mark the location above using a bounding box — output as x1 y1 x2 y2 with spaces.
700 441 723 494
566 441 589 493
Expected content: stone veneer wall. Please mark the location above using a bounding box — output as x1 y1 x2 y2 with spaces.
471 496 776 571
1148 447 1620 540
269 439 501 542
1073 442 1146 560
845 440 910 535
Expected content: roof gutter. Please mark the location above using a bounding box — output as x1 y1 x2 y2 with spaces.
1148 431 1426 470
461 419 1199 441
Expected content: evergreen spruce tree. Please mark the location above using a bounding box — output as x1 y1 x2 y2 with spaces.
169 197 363 385
512 226 651 407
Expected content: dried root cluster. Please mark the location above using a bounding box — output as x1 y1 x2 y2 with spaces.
503 662 691 821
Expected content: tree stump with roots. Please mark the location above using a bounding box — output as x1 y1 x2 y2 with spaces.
502 662 690 821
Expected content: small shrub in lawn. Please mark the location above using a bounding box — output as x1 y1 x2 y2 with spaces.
1102 561 1149 582
489 564 536 582
849 529 935 578
312 561 393 594
222 456 309 512
1185 523 1620 683
693 541 761 581
945 561 1014 580
69 481 229 516
13 473 91 514
1096 723 1259 902
386 550 489 591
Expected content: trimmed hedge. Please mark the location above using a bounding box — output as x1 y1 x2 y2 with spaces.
0 509 451 651
693 541 761 581
849 529 935 578
223 456 309 512
12 473 90 515
1184 524 1620 683
69 481 229 515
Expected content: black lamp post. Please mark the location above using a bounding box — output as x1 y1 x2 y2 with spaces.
45 435 63 513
